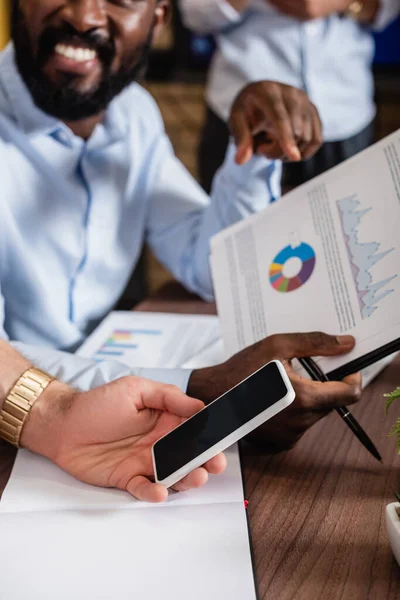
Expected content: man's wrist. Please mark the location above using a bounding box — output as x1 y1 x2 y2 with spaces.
0 343 31 412
19 380 77 461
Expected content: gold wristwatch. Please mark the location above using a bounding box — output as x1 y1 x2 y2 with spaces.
0 368 54 447
345 0 365 20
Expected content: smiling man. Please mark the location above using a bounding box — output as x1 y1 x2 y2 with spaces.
11 0 157 130
0 0 323 352
0 1 361 492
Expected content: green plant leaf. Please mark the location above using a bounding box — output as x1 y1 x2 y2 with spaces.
384 387 400 415
388 417 400 453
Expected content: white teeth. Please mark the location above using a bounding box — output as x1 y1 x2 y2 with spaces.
54 44 97 63
84 49 94 61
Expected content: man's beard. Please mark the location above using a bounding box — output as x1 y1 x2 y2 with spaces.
11 4 153 121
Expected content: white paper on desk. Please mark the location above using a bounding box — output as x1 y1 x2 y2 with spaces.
78 311 222 368
0 446 243 514
0 503 256 600
181 337 225 368
210 131 400 376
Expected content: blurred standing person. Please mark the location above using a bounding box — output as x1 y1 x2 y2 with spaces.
180 0 400 192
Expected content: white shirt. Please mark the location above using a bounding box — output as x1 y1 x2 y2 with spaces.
0 44 281 390
180 0 400 141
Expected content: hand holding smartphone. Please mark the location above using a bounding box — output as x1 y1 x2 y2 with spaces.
152 360 295 489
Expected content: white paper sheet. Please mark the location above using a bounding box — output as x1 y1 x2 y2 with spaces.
0 503 256 600
181 337 225 369
211 130 400 376
0 446 243 514
78 311 222 368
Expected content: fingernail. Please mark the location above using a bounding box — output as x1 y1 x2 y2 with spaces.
288 144 301 161
243 146 253 163
235 149 245 165
336 335 354 345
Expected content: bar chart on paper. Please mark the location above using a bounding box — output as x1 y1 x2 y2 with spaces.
77 312 222 369
93 328 161 359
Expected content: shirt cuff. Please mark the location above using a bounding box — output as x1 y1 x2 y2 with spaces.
372 0 400 31
213 142 282 213
11 342 192 393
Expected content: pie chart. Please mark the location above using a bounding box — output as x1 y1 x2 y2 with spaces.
269 243 316 293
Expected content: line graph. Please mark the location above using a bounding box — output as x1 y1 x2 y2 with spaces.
337 195 397 319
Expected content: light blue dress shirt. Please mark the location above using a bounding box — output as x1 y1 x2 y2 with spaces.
180 0 399 141
0 44 281 390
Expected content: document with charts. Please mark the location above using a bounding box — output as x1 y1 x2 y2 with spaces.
211 130 400 379
77 311 222 368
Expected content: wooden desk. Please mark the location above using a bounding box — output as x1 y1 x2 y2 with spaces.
1 283 400 599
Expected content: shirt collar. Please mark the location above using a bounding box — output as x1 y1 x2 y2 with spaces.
0 42 127 144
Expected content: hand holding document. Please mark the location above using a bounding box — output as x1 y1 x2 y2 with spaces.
210 130 400 379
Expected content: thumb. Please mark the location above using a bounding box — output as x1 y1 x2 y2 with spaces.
229 109 254 165
141 382 205 418
270 332 355 360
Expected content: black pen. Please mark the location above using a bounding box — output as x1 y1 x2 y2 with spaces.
298 357 383 463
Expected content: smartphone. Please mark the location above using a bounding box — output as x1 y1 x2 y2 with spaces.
152 360 295 488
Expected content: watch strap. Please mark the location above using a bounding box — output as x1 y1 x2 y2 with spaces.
0 368 54 447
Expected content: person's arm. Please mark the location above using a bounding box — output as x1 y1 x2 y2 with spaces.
11 341 192 392
0 339 226 502
1 332 362 496
0 341 34 406
179 0 249 35
146 82 322 300
268 0 399 26
146 140 280 300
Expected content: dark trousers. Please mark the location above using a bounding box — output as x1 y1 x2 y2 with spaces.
198 107 375 194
